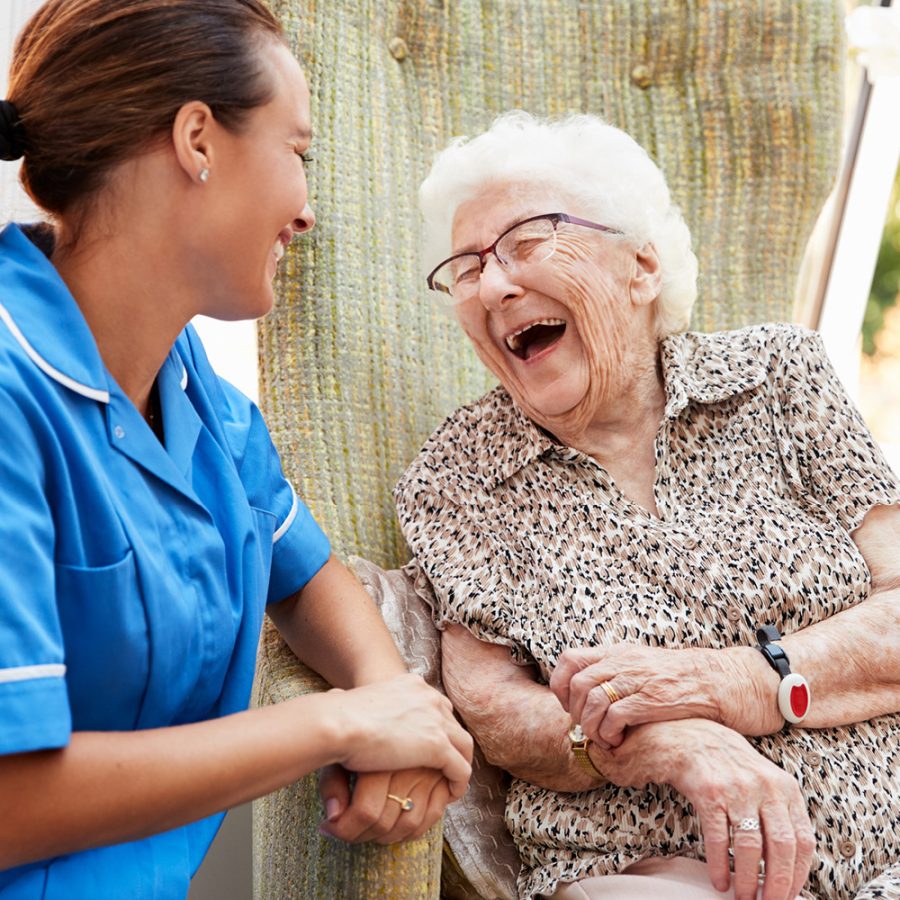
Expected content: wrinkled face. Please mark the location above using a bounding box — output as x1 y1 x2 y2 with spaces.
197 39 315 320
451 182 656 435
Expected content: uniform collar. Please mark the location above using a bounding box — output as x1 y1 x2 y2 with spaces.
0 223 111 402
477 328 767 490
0 222 190 402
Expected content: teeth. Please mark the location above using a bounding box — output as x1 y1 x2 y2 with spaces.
505 318 565 352
273 241 285 262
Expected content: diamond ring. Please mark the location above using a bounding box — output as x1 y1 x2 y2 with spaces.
386 793 415 812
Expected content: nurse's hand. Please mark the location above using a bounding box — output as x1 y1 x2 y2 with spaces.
328 673 473 796
317 765 451 843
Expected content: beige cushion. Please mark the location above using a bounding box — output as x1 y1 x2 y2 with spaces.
351 557 520 900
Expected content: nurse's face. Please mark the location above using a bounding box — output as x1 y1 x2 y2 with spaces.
194 39 315 321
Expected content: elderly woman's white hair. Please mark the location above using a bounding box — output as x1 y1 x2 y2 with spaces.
419 111 698 336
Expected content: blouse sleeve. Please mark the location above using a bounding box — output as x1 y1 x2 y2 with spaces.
394 468 536 666
774 326 900 533
0 385 71 755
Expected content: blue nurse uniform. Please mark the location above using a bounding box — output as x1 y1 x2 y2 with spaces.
0 223 331 898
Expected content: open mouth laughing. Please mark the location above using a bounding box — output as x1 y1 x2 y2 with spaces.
272 228 294 265
504 318 567 361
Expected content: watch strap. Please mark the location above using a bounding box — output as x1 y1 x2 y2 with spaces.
755 625 811 724
567 724 605 781
756 629 791 679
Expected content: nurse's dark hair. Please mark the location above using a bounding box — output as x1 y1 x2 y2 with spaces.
5 0 284 218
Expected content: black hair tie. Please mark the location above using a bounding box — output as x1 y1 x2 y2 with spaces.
0 100 26 162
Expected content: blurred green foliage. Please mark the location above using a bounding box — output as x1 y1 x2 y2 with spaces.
863 163 900 356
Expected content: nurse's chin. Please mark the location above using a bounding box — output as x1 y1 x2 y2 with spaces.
221 290 277 323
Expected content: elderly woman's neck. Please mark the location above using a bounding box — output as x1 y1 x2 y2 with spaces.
558 344 666 468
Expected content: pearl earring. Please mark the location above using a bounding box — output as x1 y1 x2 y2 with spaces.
199 168 210 184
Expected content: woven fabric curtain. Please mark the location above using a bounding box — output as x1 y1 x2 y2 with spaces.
254 2 844 897
259 0 843 570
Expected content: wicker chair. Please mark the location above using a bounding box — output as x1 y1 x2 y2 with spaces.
252 1 845 896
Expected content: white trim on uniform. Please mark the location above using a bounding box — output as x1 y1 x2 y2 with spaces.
0 663 66 684
0 301 110 403
273 484 298 543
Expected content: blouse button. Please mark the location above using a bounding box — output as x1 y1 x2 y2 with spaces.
682 536 698 550
726 607 742 623
113 425 125 440
804 750 822 767
838 840 856 859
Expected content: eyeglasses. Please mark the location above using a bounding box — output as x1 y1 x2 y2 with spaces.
426 212 623 303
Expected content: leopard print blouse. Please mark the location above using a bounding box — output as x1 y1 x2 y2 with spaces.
395 324 900 900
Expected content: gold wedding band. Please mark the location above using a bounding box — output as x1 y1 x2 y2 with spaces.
599 681 621 704
386 793 415 812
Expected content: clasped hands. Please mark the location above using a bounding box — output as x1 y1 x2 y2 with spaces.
318 764 454 844
550 642 782 749
551 643 815 900
313 672 470 845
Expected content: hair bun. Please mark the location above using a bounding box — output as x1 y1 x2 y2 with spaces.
0 100 25 162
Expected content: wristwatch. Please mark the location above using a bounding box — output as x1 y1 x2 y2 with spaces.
567 723 605 781
756 625 811 724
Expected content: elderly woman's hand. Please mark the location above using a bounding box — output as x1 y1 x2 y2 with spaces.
605 718 815 900
550 643 782 748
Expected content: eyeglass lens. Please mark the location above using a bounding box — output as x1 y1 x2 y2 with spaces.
434 216 559 299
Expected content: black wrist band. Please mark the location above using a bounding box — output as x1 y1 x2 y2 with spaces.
756 624 791 678
755 625 811 724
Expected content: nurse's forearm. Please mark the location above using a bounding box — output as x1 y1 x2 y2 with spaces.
268 554 408 688
0 672 473 870
0 692 343 869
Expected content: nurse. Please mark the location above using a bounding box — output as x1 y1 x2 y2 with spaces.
0 1 472 896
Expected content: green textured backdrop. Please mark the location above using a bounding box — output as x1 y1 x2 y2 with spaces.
254 3 844 897
260 0 843 570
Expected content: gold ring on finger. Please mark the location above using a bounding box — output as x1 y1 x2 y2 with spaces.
599 681 621 704
386 793 415 812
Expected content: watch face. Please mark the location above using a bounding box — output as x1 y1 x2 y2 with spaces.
778 673 811 723
568 723 586 743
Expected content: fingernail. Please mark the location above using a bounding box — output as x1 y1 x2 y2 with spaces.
325 799 340 821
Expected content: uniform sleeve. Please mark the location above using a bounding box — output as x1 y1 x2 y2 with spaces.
216 378 331 604
774 327 900 533
394 467 535 666
0 385 71 755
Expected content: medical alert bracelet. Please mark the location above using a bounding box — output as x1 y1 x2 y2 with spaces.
567 723 605 781
756 625 811 724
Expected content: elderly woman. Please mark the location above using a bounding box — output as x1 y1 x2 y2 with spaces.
394 112 900 900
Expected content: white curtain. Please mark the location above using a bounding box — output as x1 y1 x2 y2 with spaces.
1 0 43 222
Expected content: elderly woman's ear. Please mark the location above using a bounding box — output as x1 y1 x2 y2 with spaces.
629 242 662 307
